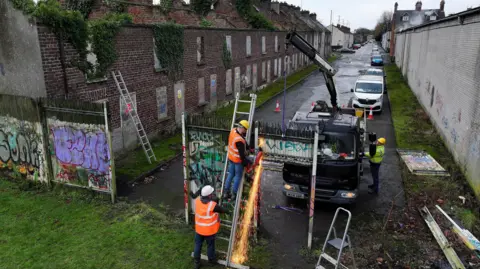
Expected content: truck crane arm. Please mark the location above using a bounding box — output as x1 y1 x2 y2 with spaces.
285 31 339 111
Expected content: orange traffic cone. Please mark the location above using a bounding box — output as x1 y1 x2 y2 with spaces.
367 106 374 120
274 100 281 112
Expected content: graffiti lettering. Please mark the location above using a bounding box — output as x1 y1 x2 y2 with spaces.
0 130 41 168
441 116 449 130
450 128 459 144
265 139 311 152
51 126 110 174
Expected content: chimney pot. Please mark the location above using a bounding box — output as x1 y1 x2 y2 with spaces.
440 0 445 11
394 2 398 12
309 13 317 21
415 1 422 11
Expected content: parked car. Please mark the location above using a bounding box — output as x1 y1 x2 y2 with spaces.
365 68 387 93
371 55 384 66
338 48 356 54
353 44 361 49
350 75 385 113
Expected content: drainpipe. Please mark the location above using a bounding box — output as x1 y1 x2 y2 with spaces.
57 33 69 99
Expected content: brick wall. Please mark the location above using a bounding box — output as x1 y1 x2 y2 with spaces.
394 10 480 195
38 24 310 154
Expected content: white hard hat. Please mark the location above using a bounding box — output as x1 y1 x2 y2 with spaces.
323 148 333 156
201 185 215 197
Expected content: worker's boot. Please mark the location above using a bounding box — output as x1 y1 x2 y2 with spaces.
194 259 201 269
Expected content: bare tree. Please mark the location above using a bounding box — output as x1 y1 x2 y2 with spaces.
374 10 393 41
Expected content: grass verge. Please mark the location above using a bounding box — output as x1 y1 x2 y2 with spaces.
116 134 181 181
0 179 271 269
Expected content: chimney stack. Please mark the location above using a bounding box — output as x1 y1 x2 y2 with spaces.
440 0 445 11
415 1 422 11
270 1 280 14
301 10 310 16
394 2 398 12
309 13 317 21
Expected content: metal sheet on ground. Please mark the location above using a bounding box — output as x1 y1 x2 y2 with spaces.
397 149 450 176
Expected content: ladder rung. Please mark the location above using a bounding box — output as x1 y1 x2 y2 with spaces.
218 237 230 241
320 253 338 265
236 112 250 115
237 100 251 103
217 250 227 255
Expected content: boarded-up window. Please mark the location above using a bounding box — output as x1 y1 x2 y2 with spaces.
246 65 251 86
153 38 162 70
226 35 232 53
261 61 266 81
246 36 251 57
274 59 278 76
197 36 204 65
153 0 161 5
198 77 206 104
156 86 168 120
278 57 282 76
275 35 278 52
226 69 232 95
262 36 266 54
120 92 136 126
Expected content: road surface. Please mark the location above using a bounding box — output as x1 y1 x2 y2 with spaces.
124 42 405 268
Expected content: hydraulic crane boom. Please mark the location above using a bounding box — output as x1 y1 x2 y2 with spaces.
285 31 339 111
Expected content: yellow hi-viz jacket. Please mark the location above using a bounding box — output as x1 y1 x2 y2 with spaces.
365 145 385 164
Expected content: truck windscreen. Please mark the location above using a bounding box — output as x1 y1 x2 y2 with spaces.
318 132 356 160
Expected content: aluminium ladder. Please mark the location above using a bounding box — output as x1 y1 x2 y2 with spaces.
316 207 356 269
192 92 257 269
112 70 157 164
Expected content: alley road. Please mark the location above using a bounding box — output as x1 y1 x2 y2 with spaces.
125 43 405 268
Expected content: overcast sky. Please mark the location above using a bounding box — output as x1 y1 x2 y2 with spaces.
283 0 479 30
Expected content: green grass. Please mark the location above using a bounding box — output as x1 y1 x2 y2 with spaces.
215 65 318 117
327 53 340 63
116 134 181 181
0 179 272 269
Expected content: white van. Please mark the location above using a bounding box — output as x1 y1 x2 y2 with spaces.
350 75 384 113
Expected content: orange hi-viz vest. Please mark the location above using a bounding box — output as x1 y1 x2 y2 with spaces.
228 128 246 163
195 198 220 236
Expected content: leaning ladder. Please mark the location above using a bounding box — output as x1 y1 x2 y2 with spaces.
112 70 157 164
316 207 356 269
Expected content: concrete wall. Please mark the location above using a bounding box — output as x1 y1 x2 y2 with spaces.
394 10 480 195
0 0 46 98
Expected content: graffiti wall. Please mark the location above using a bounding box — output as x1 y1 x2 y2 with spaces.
0 116 46 182
47 119 112 192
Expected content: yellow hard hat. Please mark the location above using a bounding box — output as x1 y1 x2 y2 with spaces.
239 120 249 129
377 137 386 145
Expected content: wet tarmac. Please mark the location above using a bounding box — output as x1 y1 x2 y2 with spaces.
123 43 405 268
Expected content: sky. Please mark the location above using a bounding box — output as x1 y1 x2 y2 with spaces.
282 0 479 30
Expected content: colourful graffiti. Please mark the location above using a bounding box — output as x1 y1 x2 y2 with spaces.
49 120 111 191
187 130 227 192
0 116 45 181
265 139 311 152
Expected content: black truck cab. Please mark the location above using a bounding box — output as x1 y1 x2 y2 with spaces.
282 103 365 204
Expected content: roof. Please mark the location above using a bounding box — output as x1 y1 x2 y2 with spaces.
394 8 445 31
356 75 383 82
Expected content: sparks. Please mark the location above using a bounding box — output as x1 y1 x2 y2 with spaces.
231 159 263 264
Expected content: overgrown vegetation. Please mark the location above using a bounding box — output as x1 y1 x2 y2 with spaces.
192 0 212 16
235 0 275 30
9 0 131 80
222 39 232 69
153 23 185 81
0 179 272 268
200 17 213 27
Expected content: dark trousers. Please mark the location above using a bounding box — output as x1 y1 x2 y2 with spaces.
193 232 216 262
370 162 381 192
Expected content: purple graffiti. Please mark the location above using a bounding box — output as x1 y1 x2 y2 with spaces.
51 126 110 174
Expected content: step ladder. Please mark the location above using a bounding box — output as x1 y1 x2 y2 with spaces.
316 207 356 269
112 70 157 164
192 92 257 269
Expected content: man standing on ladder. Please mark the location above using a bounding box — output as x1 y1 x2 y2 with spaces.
364 137 386 194
193 185 229 269
223 120 252 200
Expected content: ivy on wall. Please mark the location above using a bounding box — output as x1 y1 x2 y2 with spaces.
153 23 184 81
103 0 128 13
8 0 132 80
222 40 232 69
200 17 213 27
192 0 212 16
235 0 274 30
